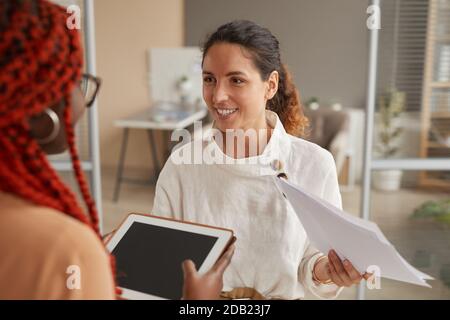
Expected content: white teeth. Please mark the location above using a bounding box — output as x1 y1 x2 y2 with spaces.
217 108 237 116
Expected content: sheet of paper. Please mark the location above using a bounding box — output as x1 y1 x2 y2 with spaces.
274 177 433 287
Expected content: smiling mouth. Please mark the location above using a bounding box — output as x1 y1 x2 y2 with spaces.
215 108 238 117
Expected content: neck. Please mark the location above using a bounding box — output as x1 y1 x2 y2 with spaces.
219 118 273 159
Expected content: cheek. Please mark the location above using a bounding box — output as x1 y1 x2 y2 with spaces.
71 89 86 124
235 86 266 113
203 86 213 106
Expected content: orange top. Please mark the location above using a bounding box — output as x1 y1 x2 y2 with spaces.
0 192 115 299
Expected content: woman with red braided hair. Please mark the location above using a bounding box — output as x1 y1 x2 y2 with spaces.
0 0 233 299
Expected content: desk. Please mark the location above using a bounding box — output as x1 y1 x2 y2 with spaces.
113 107 208 202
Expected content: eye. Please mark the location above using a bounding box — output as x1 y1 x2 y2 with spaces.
231 77 245 85
203 76 216 85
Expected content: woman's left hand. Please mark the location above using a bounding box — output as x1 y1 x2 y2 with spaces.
313 250 371 287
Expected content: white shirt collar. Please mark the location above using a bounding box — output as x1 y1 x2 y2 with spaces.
201 110 292 177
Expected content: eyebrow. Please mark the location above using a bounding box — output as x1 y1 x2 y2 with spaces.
202 70 247 77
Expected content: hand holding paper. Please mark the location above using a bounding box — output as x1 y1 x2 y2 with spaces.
314 249 372 287
274 177 433 287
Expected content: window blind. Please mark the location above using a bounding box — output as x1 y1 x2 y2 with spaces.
377 0 429 112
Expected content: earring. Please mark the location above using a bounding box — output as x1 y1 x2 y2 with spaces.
37 108 61 144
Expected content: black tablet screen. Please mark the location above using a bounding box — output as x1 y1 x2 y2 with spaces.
111 222 219 299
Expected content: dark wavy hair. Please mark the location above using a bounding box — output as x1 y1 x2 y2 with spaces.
202 20 309 137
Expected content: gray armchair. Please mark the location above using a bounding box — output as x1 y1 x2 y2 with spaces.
303 107 350 177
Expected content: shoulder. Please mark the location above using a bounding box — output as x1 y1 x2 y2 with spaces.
10 204 104 256
0 195 114 299
0 193 101 252
159 139 203 179
287 134 336 170
284 134 337 189
285 136 342 206
8 204 110 273
49 210 107 262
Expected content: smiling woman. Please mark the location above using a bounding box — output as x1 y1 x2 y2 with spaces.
202 43 276 133
152 20 367 300
201 21 308 138
0 0 233 301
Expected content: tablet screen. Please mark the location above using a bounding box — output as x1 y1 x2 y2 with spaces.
111 221 219 299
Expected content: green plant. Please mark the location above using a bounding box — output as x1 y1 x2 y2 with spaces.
375 88 406 158
411 199 450 225
306 97 318 103
305 97 319 107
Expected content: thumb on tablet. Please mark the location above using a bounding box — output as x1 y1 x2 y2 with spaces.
182 259 197 278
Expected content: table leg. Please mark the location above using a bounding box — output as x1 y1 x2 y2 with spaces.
147 130 161 181
113 128 129 202
166 130 177 159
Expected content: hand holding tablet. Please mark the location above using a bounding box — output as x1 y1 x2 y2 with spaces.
105 213 235 300
181 238 235 300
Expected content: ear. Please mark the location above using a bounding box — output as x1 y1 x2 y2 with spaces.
29 102 67 155
265 70 279 100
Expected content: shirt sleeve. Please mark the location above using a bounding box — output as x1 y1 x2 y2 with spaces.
298 152 344 299
152 158 182 220
321 155 343 210
298 240 344 300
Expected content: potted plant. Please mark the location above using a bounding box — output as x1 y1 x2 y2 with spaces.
176 75 193 104
305 97 320 110
411 199 450 227
410 200 450 288
373 88 406 191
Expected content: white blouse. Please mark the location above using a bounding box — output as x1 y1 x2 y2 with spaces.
152 110 344 299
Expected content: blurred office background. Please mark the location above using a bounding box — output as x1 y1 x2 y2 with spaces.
52 0 450 299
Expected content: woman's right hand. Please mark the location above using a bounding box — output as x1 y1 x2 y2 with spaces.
181 241 235 300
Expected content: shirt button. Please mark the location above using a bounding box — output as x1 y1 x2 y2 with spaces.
270 159 284 172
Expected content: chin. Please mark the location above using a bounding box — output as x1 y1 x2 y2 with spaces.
215 121 240 132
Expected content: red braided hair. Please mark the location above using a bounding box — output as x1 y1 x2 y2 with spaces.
0 0 117 294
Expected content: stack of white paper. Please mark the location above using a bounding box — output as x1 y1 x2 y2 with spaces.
274 177 433 287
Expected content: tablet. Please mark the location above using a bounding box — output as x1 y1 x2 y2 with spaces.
105 213 234 300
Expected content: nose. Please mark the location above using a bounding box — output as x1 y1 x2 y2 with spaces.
212 81 229 104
